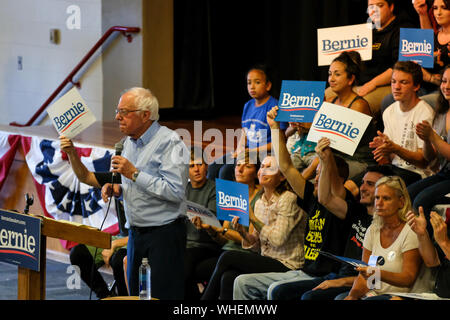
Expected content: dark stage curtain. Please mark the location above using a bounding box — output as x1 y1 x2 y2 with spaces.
168 0 418 120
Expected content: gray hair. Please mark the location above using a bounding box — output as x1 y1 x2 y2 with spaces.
123 87 159 121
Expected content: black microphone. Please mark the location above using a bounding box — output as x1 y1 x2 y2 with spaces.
24 193 34 214
115 139 124 156
112 139 125 181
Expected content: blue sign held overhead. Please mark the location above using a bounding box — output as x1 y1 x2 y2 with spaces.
399 28 434 68
0 209 42 272
275 80 326 123
215 179 249 227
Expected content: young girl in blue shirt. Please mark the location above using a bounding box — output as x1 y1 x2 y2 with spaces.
207 65 287 180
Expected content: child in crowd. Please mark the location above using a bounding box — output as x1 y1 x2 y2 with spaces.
207 65 287 181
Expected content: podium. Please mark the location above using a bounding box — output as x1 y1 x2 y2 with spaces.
15 213 111 300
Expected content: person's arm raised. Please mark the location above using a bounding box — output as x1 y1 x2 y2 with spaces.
413 0 433 29
316 137 348 220
267 107 307 199
59 135 101 188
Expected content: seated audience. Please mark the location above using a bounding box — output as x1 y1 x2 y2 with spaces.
369 61 434 186
408 64 450 235
233 107 354 300
201 155 306 300
269 138 394 300
344 176 427 300
190 150 262 298
381 0 450 112
184 146 221 300
406 206 450 298
325 0 414 124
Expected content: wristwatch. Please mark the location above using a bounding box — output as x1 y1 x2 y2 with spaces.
131 170 140 182
222 228 228 236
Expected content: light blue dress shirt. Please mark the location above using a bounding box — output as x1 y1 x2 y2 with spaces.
121 121 189 228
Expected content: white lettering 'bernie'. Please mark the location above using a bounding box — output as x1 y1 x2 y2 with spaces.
218 191 248 211
53 102 86 131
0 228 36 254
401 40 432 55
322 35 368 53
314 113 360 139
281 93 321 108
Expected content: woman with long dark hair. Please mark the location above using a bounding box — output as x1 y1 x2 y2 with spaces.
327 51 377 179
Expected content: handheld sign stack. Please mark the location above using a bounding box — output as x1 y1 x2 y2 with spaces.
317 23 372 66
319 251 368 269
186 200 222 229
215 179 250 227
46 87 97 139
307 102 372 156
275 80 326 123
399 28 434 68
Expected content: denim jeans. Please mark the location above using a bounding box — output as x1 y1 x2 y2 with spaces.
269 273 341 300
408 171 450 214
233 269 315 300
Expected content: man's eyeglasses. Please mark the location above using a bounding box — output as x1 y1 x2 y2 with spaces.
115 109 143 116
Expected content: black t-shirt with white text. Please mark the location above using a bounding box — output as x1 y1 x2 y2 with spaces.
297 181 354 277
337 201 373 277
